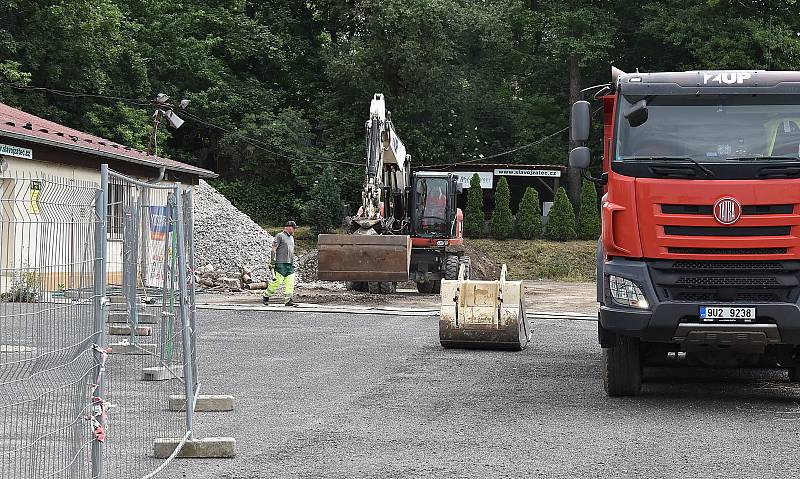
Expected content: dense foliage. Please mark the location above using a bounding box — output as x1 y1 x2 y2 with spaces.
490 176 513 239
577 180 600 240
544 187 576 241
516 187 542 240
1 1 799 222
464 173 485 237
305 168 343 233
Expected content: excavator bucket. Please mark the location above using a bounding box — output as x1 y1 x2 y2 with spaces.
317 234 411 282
439 264 530 350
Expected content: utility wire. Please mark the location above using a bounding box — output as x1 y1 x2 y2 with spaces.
0 81 361 167
418 106 603 169
180 111 362 167
0 81 152 106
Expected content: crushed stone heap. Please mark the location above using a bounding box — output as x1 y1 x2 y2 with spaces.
193 180 274 284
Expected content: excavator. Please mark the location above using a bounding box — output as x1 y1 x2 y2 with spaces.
317 94 530 350
317 93 469 294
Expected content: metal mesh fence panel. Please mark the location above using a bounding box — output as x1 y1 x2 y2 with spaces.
102 168 196 479
0 173 100 478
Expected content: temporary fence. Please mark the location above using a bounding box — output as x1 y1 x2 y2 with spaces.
0 165 200 478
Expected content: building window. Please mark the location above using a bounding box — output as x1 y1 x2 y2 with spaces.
107 183 124 239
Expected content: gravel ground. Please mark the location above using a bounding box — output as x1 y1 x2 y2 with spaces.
163 308 800 479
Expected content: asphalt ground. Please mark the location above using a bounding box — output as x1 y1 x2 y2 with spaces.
164 309 800 479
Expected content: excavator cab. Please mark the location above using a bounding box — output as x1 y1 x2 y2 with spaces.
410 173 461 239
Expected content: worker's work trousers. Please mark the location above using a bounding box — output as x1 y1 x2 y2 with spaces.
264 272 295 303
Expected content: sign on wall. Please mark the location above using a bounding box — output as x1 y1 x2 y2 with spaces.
451 171 494 189
0 143 33 160
494 168 561 178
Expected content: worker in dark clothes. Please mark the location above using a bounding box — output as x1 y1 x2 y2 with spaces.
263 221 297 306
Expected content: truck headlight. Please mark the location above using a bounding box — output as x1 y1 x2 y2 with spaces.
608 275 649 309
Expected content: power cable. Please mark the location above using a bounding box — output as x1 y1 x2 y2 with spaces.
417 106 603 169
0 81 362 167
180 111 362 167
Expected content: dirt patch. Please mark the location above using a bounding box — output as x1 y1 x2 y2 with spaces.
462 240 501 279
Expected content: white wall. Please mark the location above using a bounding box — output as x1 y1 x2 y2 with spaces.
1 157 194 294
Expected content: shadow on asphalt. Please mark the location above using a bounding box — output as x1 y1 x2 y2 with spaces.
638 366 800 403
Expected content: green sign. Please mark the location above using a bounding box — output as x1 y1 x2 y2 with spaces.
0 143 33 160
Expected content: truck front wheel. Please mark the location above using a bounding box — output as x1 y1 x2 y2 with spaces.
603 334 642 396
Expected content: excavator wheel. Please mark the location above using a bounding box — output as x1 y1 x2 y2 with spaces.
459 256 472 279
444 255 461 280
346 281 368 292
416 280 441 294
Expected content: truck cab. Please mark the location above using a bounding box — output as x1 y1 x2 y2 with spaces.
571 69 800 395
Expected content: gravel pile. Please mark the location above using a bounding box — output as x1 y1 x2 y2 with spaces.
193 180 274 283
297 251 319 283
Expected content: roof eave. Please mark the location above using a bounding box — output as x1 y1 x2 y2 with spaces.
0 130 218 178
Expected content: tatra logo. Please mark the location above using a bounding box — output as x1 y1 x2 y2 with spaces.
703 71 751 85
714 197 741 225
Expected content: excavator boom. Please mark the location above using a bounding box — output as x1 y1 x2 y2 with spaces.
317 93 413 283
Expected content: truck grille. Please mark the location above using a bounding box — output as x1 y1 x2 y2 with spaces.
648 260 800 303
663 226 791 237
667 247 788 255
661 204 794 215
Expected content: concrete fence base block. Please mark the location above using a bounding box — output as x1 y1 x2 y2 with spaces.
108 342 157 355
108 325 152 336
107 311 157 324
168 394 235 412
142 365 184 381
153 437 236 459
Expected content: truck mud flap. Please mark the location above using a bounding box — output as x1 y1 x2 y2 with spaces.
317 234 411 282
439 264 531 351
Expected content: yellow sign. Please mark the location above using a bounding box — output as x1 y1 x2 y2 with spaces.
29 181 40 214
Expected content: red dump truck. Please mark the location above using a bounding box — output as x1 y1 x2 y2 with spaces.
570 68 800 396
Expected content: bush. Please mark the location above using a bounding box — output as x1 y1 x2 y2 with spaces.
577 180 601 240
306 168 343 233
516 187 542 239
544 187 577 241
0 270 39 303
490 176 514 239
463 173 485 237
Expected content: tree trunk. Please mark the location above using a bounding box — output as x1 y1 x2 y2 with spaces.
567 55 582 209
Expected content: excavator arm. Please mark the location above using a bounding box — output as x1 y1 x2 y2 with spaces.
318 94 412 283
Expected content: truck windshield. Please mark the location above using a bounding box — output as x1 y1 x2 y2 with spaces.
414 177 449 237
616 95 800 162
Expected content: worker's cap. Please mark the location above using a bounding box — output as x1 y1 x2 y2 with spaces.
285 220 298 228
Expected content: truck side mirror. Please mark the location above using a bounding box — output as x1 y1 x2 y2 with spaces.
456 183 463 194
625 99 648 127
569 147 591 170
570 101 591 142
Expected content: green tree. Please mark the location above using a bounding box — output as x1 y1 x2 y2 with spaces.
306 168 343 233
545 187 577 241
577 180 600 240
464 173 485 237
490 176 513 239
516 187 542 239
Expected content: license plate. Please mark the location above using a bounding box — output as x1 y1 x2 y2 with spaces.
699 306 756 322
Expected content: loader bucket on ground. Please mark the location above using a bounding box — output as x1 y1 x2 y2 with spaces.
317 234 411 282
439 264 530 350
